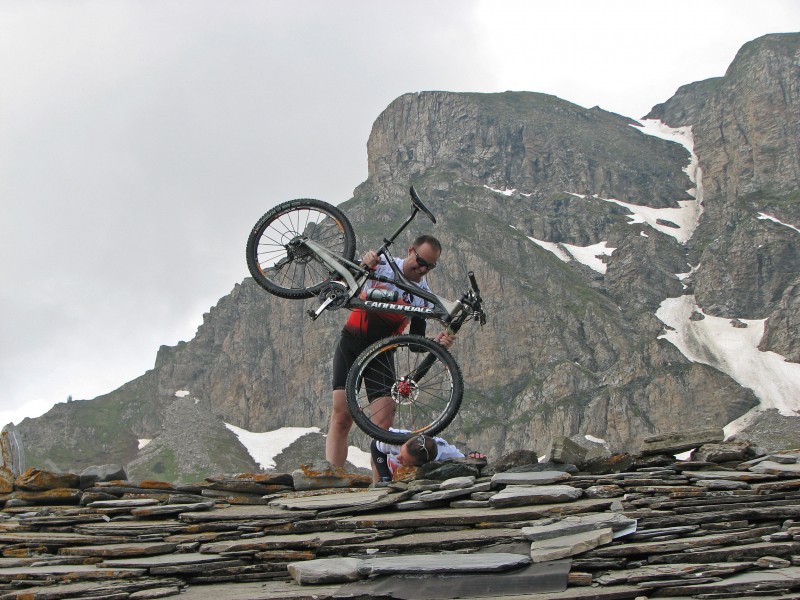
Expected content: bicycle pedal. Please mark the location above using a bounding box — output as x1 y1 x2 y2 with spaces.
307 309 319 321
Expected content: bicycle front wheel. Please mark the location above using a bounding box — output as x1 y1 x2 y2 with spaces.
345 335 463 445
246 199 356 299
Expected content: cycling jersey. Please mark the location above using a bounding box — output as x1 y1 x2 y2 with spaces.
342 257 433 340
371 429 464 480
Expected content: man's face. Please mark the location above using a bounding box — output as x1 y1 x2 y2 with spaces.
396 443 417 467
404 242 440 283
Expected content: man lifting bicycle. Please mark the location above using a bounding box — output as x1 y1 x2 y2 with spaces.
325 235 455 467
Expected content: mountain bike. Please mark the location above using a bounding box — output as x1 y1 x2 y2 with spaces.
246 186 486 445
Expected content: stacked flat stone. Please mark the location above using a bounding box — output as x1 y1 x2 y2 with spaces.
0 432 798 599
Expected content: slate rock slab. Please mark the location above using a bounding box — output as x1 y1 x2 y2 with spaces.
80 464 128 489
696 479 751 490
131 501 216 518
411 486 480 504
288 552 531 585
100 552 240 569
14 467 80 491
287 557 362 585
0 563 148 580
177 580 341 599
206 481 293 496
269 489 389 510
201 530 389 555
522 513 636 541
335 560 572 599
0 531 125 546
359 552 531 575
439 476 476 490
490 485 583 508
581 453 635 474
491 471 572 487
0 577 185 600
415 462 481 481
749 460 800 476
292 461 371 491
206 472 294 486
89 498 161 508
530 527 614 562
691 441 754 463
594 561 753 585
0 488 82 505
485 450 540 474
639 428 724 455
682 469 778 482
0 469 14 494
335 498 613 530
654 565 800 596
178 505 308 523
59 541 179 558
335 527 524 554
549 437 587 465
585 484 624 498
129 586 182 599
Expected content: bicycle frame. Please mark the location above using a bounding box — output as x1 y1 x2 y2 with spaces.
294 185 484 337
304 238 466 325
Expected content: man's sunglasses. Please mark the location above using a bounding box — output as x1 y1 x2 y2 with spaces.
412 248 437 270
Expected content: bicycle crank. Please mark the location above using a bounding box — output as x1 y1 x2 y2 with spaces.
308 281 349 320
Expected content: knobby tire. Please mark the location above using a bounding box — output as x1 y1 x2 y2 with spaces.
345 334 463 445
246 199 356 299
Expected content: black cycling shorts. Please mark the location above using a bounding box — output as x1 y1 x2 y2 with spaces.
332 332 396 401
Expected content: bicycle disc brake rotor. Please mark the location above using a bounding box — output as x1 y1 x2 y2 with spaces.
285 237 316 264
392 377 419 406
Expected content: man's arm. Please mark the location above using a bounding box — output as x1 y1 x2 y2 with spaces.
433 437 465 461
433 330 456 348
410 317 456 348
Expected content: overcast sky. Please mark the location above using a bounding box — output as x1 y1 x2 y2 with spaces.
2 0 798 427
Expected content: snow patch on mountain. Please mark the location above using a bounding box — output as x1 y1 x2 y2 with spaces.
656 295 800 437
484 185 531 197
224 423 371 470
562 241 615 274
758 212 800 235
527 236 572 263
525 234 615 273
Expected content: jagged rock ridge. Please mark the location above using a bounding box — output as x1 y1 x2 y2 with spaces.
10 33 799 481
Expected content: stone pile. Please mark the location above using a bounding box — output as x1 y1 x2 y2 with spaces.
0 429 798 599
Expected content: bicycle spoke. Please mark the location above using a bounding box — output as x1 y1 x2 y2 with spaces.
253 206 347 291
350 337 458 439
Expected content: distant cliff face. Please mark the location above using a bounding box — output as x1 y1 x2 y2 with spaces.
646 33 800 360
14 34 799 481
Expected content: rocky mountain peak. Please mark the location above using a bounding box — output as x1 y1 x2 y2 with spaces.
9 34 799 482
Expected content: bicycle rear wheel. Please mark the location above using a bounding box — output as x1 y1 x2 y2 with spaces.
345 335 463 445
246 199 356 299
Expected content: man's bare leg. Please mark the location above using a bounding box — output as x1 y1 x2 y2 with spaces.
325 389 352 467
371 459 380 483
368 395 396 431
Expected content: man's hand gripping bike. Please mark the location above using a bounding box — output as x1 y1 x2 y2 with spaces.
245 187 486 445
